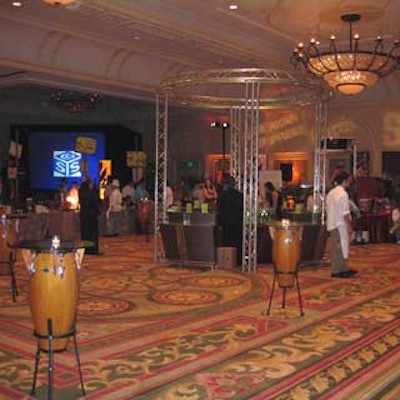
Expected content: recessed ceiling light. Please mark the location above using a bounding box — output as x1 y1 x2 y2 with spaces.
133 36 140 40
229 4 238 10
12 1 23 7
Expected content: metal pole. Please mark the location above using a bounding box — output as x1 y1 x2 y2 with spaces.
222 126 226 160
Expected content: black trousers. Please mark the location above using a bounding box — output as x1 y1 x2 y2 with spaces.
80 212 99 254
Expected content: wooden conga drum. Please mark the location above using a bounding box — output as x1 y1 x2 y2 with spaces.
28 251 80 352
271 223 302 287
137 199 153 234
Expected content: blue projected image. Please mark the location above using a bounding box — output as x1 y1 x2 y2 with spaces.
53 151 82 178
28 131 105 190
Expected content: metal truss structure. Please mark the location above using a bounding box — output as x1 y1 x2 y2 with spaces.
154 92 169 260
313 97 328 223
155 68 330 271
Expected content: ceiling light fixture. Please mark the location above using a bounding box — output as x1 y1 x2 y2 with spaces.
211 121 230 160
51 90 102 114
42 0 76 5
291 14 400 95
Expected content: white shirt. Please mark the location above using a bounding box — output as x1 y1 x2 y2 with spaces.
108 187 122 212
326 185 350 232
166 186 174 208
392 208 400 224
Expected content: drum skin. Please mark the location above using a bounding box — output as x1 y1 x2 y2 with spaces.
137 199 153 231
0 221 17 262
29 252 79 352
272 227 301 287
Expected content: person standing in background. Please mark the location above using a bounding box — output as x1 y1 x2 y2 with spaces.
391 201 400 244
58 177 68 208
217 175 243 266
134 178 150 202
79 177 101 254
166 182 174 209
122 180 136 233
203 178 218 206
106 179 122 236
326 171 358 278
264 181 283 220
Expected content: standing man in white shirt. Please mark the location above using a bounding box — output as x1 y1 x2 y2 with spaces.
106 179 122 236
326 171 358 278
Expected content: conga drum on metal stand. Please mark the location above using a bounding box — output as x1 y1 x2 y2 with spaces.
0 213 19 301
137 198 153 240
266 220 304 316
12 237 92 400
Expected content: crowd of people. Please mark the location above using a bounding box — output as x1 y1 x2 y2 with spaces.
51 175 154 254
2 163 399 272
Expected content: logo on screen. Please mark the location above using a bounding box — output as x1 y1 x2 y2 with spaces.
53 151 82 178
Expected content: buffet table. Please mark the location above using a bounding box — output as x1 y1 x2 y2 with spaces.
160 223 217 268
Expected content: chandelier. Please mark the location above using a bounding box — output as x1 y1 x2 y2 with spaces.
291 14 400 95
51 90 102 114
43 0 76 5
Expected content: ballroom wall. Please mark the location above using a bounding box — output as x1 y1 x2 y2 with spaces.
1 88 400 188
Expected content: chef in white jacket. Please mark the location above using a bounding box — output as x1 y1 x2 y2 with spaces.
326 171 358 278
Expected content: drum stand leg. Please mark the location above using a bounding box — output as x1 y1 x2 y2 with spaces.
266 274 277 316
30 345 41 396
30 319 86 399
9 253 18 302
282 287 287 309
266 270 304 317
295 273 304 317
73 325 86 396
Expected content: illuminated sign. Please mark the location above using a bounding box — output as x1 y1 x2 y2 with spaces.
75 136 97 154
126 151 146 167
53 151 82 178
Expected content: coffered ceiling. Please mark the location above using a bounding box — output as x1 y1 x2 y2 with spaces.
0 0 399 104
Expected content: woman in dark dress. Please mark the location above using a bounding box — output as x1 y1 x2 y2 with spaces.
79 177 101 255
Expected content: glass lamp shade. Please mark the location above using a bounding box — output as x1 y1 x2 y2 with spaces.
43 0 76 5
308 53 385 95
323 70 379 95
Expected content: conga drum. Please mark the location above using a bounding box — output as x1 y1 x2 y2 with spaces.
28 250 81 352
271 223 302 287
137 199 153 234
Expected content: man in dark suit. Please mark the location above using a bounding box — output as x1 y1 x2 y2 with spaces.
217 175 243 266
79 177 101 255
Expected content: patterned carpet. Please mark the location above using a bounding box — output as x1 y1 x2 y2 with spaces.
0 235 400 399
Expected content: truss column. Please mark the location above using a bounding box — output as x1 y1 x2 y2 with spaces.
154 92 169 261
242 81 260 273
312 97 322 218
230 107 242 188
319 100 328 224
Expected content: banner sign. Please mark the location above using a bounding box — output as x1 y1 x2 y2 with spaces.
75 136 97 154
126 151 146 168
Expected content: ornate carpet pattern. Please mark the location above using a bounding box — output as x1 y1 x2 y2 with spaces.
0 236 399 399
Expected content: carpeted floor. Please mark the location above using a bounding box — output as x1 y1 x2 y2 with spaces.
0 235 399 399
